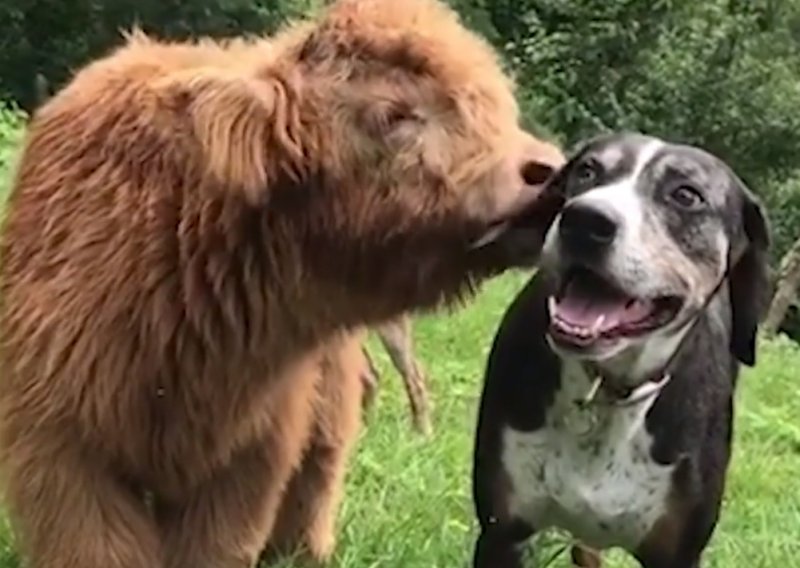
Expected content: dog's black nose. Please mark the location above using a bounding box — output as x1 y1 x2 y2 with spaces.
559 201 619 254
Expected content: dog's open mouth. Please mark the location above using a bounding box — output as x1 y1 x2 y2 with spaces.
547 266 682 349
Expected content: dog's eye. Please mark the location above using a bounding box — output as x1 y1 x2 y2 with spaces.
670 185 705 209
573 159 600 187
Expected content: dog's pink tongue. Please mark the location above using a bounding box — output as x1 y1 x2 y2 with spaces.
555 278 650 330
555 293 625 329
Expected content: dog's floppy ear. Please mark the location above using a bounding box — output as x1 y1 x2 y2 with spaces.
540 155 570 199
538 138 587 201
729 181 771 366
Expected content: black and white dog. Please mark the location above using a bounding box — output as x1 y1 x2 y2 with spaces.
471 133 771 568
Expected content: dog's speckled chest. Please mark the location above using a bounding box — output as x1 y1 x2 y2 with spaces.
501 361 675 550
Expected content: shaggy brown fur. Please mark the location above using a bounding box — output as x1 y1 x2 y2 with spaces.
0 1 564 567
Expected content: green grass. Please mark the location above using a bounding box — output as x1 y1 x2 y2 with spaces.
273 271 799 568
0 104 25 201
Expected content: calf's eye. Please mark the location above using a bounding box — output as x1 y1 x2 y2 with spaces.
361 100 423 139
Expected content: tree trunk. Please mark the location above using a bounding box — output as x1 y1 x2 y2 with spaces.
763 236 800 335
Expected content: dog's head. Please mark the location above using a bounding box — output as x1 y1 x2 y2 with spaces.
540 133 770 384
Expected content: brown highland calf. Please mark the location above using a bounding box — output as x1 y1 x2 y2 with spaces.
0 0 564 566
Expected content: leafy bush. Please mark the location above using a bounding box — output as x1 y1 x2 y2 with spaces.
503 2 800 186
760 175 800 262
3 0 800 258
0 101 25 200
0 0 321 111
465 0 800 259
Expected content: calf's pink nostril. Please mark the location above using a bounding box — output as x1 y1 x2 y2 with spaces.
521 161 556 187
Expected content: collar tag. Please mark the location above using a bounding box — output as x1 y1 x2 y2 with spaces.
574 368 672 409
613 373 671 407
575 374 603 409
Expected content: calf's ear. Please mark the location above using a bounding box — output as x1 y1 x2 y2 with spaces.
154 67 310 205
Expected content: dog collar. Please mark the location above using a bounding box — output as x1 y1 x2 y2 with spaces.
569 247 734 412
575 369 672 408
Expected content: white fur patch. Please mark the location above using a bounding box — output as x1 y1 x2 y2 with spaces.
575 140 663 248
542 140 663 259
502 360 674 551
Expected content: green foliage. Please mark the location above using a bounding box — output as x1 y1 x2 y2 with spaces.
0 102 25 201
757 175 800 261
0 0 322 111
452 0 800 258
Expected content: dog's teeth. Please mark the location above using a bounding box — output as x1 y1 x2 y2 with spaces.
590 314 606 335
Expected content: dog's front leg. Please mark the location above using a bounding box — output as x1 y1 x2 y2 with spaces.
473 521 532 568
636 542 704 568
638 558 700 568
